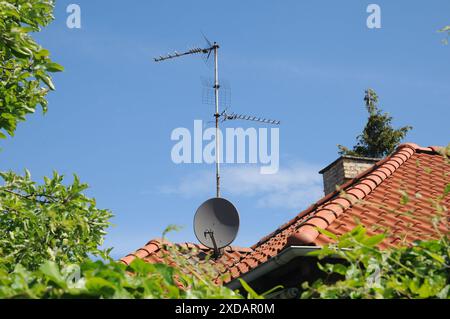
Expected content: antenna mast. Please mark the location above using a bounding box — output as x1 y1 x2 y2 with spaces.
213 43 220 198
154 41 222 198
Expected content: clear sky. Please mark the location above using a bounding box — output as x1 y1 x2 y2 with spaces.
1 1 449 258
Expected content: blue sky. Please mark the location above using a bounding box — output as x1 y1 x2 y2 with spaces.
1 1 449 258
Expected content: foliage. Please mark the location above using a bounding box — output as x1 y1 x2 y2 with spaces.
338 89 412 158
0 170 113 272
0 258 242 299
0 221 243 299
0 0 63 139
439 25 450 44
0 175 243 299
301 226 449 299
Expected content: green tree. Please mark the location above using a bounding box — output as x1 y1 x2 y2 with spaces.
0 0 109 272
0 0 63 139
0 170 113 271
338 89 412 158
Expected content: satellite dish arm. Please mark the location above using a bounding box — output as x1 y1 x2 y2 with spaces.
204 230 221 258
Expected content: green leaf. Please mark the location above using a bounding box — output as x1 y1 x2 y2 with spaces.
331 264 348 276
154 263 175 285
39 261 67 288
362 234 385 247
316 227 338 240
38 75 56 90
35 49 50 58
260 285 284 297
85 277 117 295
424 251 446 264
128 258 153 274
238 279 263 299
45 62 64 72
10 45 33 58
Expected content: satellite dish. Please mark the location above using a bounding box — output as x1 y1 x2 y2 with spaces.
194 197 240 254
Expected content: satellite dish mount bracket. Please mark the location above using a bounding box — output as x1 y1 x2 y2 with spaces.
204 229 221 259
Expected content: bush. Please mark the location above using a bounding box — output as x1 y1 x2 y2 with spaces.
301 226 449 299
0 258 241 299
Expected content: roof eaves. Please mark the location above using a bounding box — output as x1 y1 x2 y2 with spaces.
226 245 326 290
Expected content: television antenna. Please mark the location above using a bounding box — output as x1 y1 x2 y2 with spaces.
154 37 280 198
155 38 223 198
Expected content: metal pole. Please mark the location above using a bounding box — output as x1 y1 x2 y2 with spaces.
214 43 220 198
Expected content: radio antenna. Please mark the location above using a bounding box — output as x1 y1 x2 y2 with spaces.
154 39 222 198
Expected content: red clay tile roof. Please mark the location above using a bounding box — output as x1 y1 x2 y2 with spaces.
120 238 252 281
121 143 449 283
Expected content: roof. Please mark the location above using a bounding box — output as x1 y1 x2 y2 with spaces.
121 143 449 283
120 238 252 283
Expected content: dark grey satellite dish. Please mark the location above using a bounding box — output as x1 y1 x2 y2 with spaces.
194 197 240 255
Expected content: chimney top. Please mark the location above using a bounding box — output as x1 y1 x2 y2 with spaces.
319 155 380 195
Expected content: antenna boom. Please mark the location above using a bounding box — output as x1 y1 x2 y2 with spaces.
222 112 280 125
154 46 215 62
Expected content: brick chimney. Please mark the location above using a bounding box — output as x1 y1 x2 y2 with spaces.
319 155 380 195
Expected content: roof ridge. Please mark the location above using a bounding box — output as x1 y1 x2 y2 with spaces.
399 142 443 154
286 143 418 245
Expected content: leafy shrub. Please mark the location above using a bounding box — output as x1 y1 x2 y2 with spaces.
0 219 243 299
0 170 112 271
0 258 241 299
301 226 449 299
